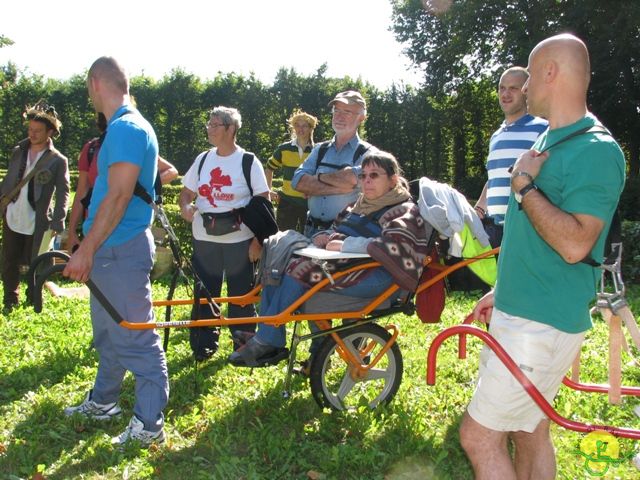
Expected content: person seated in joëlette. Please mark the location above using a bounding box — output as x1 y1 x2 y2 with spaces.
229 151 430 367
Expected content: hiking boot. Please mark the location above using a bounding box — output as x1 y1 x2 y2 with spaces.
111 415 165 446
64 390 122 420
231 330 256 351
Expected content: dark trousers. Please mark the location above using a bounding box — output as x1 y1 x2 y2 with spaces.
189 238 257 355
2 218 33 306
482 217 504 249
276 196 307 233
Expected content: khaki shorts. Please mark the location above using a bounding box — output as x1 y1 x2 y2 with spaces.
467 308 585 433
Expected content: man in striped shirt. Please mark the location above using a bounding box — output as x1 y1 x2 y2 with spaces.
475 67 548 246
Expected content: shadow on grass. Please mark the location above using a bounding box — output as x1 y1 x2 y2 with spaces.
0 343 97 408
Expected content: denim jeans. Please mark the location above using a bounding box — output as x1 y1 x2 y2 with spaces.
255 267 393 348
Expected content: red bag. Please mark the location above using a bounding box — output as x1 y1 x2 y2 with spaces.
415 249 446 324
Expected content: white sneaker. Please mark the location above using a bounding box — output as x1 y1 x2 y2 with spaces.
111 415 165 446
64 390 122 420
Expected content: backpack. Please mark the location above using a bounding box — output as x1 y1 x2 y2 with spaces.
79 133 106 210
197 150 256 195
314 140 371 172
86 131 106 168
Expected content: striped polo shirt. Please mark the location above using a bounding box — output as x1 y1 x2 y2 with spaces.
266 139 312 206
486 114 548 224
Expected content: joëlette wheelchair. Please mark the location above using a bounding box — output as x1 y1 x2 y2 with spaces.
27 204 498 412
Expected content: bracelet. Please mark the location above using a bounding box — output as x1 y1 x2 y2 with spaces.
474 205 486 216
512 170 534 183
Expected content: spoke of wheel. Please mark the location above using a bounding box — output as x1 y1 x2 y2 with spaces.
365 367 390 381
335 370 357 402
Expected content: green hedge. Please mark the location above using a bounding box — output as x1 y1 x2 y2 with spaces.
1 167 639 285
622 220 640 283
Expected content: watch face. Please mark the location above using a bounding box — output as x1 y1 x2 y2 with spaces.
514 192 523 203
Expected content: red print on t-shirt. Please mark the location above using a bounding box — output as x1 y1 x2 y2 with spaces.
198 167 234 207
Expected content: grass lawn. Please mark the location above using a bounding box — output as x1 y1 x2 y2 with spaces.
1 279 640 479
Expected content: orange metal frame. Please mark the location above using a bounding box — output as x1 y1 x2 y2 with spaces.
121 248 500 333
137 250 496 371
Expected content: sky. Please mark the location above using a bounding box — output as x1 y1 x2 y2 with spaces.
0 0 423 90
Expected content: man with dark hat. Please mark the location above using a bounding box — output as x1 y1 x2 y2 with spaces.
0 101 69 312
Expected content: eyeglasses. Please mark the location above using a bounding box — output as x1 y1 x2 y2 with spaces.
332 107 360 118
358 171 388 181
206 121 226 129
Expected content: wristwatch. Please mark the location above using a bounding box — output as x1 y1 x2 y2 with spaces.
514 182 538 203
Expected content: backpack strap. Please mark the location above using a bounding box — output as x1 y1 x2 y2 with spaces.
580 208 622 268
87 139 99 167
242 152 255 197
315 140 371 172
197 150 210 177
353 141 371 164
314 141 331 171
539 125 611 155
87 131 107 167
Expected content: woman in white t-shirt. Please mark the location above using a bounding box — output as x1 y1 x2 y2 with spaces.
179 106 269 361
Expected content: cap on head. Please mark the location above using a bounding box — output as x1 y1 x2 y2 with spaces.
24 99 62 136
328 90 367 110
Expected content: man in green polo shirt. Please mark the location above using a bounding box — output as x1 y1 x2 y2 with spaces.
459 34 626 480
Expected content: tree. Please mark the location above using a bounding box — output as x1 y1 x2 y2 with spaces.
390 0 640 178
0 35 13 48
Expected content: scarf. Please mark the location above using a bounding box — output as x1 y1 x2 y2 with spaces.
351 183 411 216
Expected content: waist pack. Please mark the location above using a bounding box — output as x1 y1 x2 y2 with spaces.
201 211 241 236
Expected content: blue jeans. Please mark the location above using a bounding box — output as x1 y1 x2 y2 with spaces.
90 230 169 432
255 267 393 348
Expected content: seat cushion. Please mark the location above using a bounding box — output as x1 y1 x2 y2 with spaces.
300 291 393 314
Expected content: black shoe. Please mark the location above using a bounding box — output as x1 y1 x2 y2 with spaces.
228 337 289 367
2 301 17 315
194 347 217 362
190 326 219 362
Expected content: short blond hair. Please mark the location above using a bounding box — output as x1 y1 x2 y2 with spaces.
288 109 317 142
288 110 317 130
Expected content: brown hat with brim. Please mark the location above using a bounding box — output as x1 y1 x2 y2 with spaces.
328 90 367 109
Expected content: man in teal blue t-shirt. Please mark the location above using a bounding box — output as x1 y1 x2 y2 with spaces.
459 34 625 480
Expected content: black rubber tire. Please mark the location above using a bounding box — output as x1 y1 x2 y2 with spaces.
309 323 403 411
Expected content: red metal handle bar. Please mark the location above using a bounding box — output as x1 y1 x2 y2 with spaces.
562 376 640 396
426 324 640 439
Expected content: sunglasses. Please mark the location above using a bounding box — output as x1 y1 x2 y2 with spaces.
358 171 388 180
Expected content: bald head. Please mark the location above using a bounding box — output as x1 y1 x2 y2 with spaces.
88 56 129 94
524 33 590 127
530 33 590 92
